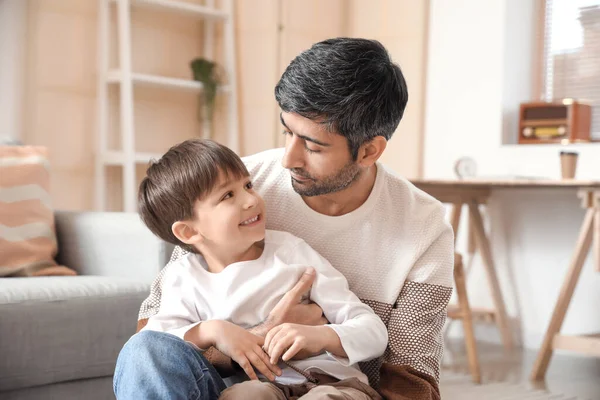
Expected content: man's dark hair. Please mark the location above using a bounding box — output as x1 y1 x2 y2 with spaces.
138 139 248 253
275 38 408 159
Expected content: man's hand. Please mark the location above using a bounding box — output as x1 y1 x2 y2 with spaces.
251 267 327 337
191 320 282 381
264 324 344 364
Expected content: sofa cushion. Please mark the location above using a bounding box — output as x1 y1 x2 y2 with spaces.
0 276 148 391
0 146 76 277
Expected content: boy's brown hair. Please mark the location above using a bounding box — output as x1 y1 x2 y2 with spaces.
138 139 249 253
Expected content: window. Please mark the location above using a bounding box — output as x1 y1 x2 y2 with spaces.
540 0 600 138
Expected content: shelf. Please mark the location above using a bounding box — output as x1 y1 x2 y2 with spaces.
502 140 600 148
517 138 595 145
102 151 163 165
107 71 231 93
110 0 228 20
521 119 567 127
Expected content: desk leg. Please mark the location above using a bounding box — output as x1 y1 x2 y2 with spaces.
454 256 481 383
450 203 462 246
594 210 600 273
468 216 477 255
468 202 514 350
530 208 595 381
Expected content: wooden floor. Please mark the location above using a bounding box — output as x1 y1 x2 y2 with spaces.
442 339 600 399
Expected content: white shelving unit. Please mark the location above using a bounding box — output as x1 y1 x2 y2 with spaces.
106 70 233 92
95 0 239 212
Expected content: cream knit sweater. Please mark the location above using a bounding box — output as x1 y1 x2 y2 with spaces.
139 148 454 398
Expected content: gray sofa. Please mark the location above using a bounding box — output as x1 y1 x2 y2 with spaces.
0 211 173 400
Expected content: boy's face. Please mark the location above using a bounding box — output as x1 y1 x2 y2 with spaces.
190 172 266 250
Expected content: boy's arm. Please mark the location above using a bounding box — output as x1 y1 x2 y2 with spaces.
378 209 454 400
137 248 323 333
140 257 282 381
136 250 325 375
184 320 282 381
290 240 389 365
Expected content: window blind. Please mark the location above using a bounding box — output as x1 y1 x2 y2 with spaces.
542 0 600 138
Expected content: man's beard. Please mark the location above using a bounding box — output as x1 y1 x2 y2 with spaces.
290 161 361 197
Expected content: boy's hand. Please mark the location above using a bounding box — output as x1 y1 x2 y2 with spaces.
207 320 282 381
264 323 340 364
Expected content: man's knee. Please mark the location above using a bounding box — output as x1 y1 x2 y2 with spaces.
219 381 283 400
300 385 371 400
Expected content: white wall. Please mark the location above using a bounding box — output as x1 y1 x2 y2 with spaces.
0 0 27 141
425 0 600 349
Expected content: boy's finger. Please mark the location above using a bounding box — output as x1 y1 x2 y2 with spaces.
267 329 286 358
264 325 282 352
282 341 302 362
270 336 291 365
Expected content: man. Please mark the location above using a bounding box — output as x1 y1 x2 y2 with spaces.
115 38 453 400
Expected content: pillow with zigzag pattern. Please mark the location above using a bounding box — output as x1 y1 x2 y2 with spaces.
0 146 76 277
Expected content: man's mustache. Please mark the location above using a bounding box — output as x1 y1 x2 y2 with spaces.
290 169 314 180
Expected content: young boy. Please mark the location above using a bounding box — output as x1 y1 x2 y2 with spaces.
132 139 387 400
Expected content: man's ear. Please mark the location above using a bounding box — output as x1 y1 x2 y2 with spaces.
172 221 203 246
357 136 387 167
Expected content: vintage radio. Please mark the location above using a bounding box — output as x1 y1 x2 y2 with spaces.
518 100 591 144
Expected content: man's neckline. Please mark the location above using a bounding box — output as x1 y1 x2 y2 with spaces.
289 163 384 224
300 165 378 217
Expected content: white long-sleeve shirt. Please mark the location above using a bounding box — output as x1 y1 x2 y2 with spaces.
142 230 388 384
140 148 454 394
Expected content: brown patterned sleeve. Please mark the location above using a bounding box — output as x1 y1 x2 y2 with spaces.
377 212 454 399
378 281 452 400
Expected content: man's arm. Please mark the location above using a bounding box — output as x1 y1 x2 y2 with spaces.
137 246 190 331
266 239 388 365
249 267 327 337
378 210 454 400
263 241 390 365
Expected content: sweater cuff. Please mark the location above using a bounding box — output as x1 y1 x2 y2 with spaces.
324 325 353 366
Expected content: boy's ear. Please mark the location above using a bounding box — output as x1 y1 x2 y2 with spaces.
172 221 203 245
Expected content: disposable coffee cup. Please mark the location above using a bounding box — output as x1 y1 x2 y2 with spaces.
560 151 578 180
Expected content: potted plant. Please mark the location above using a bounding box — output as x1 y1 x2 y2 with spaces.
190 58 221 129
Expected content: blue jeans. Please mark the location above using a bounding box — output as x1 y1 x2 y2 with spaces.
114 330 227 400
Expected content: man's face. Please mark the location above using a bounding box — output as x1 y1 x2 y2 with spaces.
280 112 361 197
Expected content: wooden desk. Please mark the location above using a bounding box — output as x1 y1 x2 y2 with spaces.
410 178 600 381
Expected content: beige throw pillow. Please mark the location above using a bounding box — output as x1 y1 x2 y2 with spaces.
0 146 76 277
